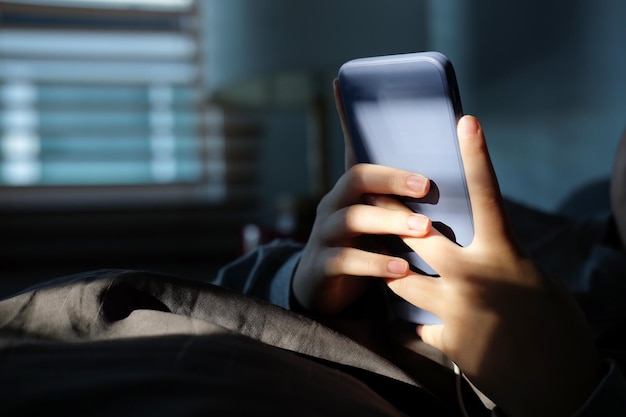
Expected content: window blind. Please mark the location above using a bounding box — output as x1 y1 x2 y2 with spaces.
0 1 262 209
0 1 264 281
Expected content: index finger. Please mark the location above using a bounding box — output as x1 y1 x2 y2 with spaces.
330 164 430 209
457 116 512 245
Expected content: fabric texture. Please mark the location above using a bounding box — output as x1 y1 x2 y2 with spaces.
0 268 467 416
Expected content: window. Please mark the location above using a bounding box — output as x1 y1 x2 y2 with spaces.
0 1 263 286
0 0 261 209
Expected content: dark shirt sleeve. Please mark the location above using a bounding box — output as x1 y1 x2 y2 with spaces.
490 360 626 416
573 360 626 417
211 239 304 310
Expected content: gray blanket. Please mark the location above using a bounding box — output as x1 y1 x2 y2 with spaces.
0 269 485 416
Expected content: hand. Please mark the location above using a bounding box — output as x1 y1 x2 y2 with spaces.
381 116 602 417
292 163 432 315
293 81 438 315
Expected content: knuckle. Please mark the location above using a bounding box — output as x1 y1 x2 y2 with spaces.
384 171 399 190
341 205 362 233
345 164 368 190
316 192 332 216
326 247 350 275
365 255 382 276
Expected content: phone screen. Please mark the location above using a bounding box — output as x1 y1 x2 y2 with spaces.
339 53 473 323
340 53 473 276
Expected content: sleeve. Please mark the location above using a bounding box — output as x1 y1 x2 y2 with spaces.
573 360 626 417
211 239 304 310
504 199 610 293
490 360 626 417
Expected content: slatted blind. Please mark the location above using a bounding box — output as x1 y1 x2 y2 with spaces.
0 1 264 281
0 0 261 209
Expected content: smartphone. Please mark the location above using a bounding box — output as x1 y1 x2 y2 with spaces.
338 51 474 324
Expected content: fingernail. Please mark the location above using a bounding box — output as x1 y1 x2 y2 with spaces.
458 115 480 139
387 259 408 275
407 175 428 193
407 214 429 231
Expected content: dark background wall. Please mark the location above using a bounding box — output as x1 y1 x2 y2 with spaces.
244 0 625 222
1 0 624 295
